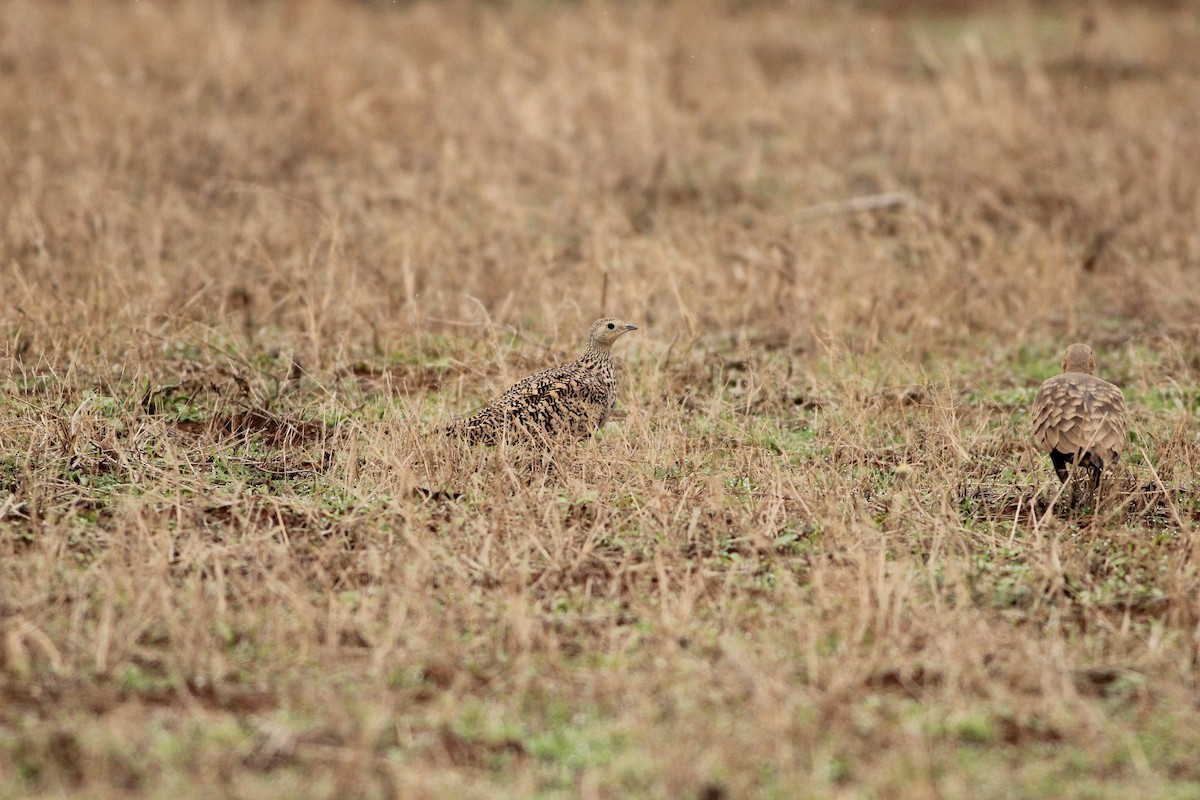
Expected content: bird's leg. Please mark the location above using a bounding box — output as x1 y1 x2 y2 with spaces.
1087 464 1102 506
1050 451 1071 484
1067 470 1081 509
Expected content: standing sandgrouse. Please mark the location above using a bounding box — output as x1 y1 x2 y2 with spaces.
1031 343 1127 503
444 317 638 445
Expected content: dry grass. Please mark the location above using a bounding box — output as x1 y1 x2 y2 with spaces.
2 1 1200 797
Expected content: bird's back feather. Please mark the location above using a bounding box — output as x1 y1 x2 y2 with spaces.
1032 373 1126 469
447 353 616 444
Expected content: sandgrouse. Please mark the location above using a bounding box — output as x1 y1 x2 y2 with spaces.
444 317 638 445
1031 343 1127 503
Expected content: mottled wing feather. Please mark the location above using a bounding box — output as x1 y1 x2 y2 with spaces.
1032 374 1126 467
451 356 614 443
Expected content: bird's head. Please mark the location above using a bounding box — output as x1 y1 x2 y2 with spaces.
588 317 638 349
1062 343 1097 375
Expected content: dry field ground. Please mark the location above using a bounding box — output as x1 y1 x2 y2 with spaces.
2 1 1200 797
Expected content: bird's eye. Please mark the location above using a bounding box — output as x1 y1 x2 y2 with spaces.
607 323 615 330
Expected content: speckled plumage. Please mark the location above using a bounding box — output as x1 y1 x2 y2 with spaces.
444 318 638 445
1032 343 1126 500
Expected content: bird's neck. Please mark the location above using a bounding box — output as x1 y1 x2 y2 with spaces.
579 341 612 365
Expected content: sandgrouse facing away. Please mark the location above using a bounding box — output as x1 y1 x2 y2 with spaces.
1031 343 1127 502
444 317 638 445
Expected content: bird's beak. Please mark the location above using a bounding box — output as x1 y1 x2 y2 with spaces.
626 324 638 331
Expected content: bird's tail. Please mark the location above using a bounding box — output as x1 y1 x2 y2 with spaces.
437 416 492 445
